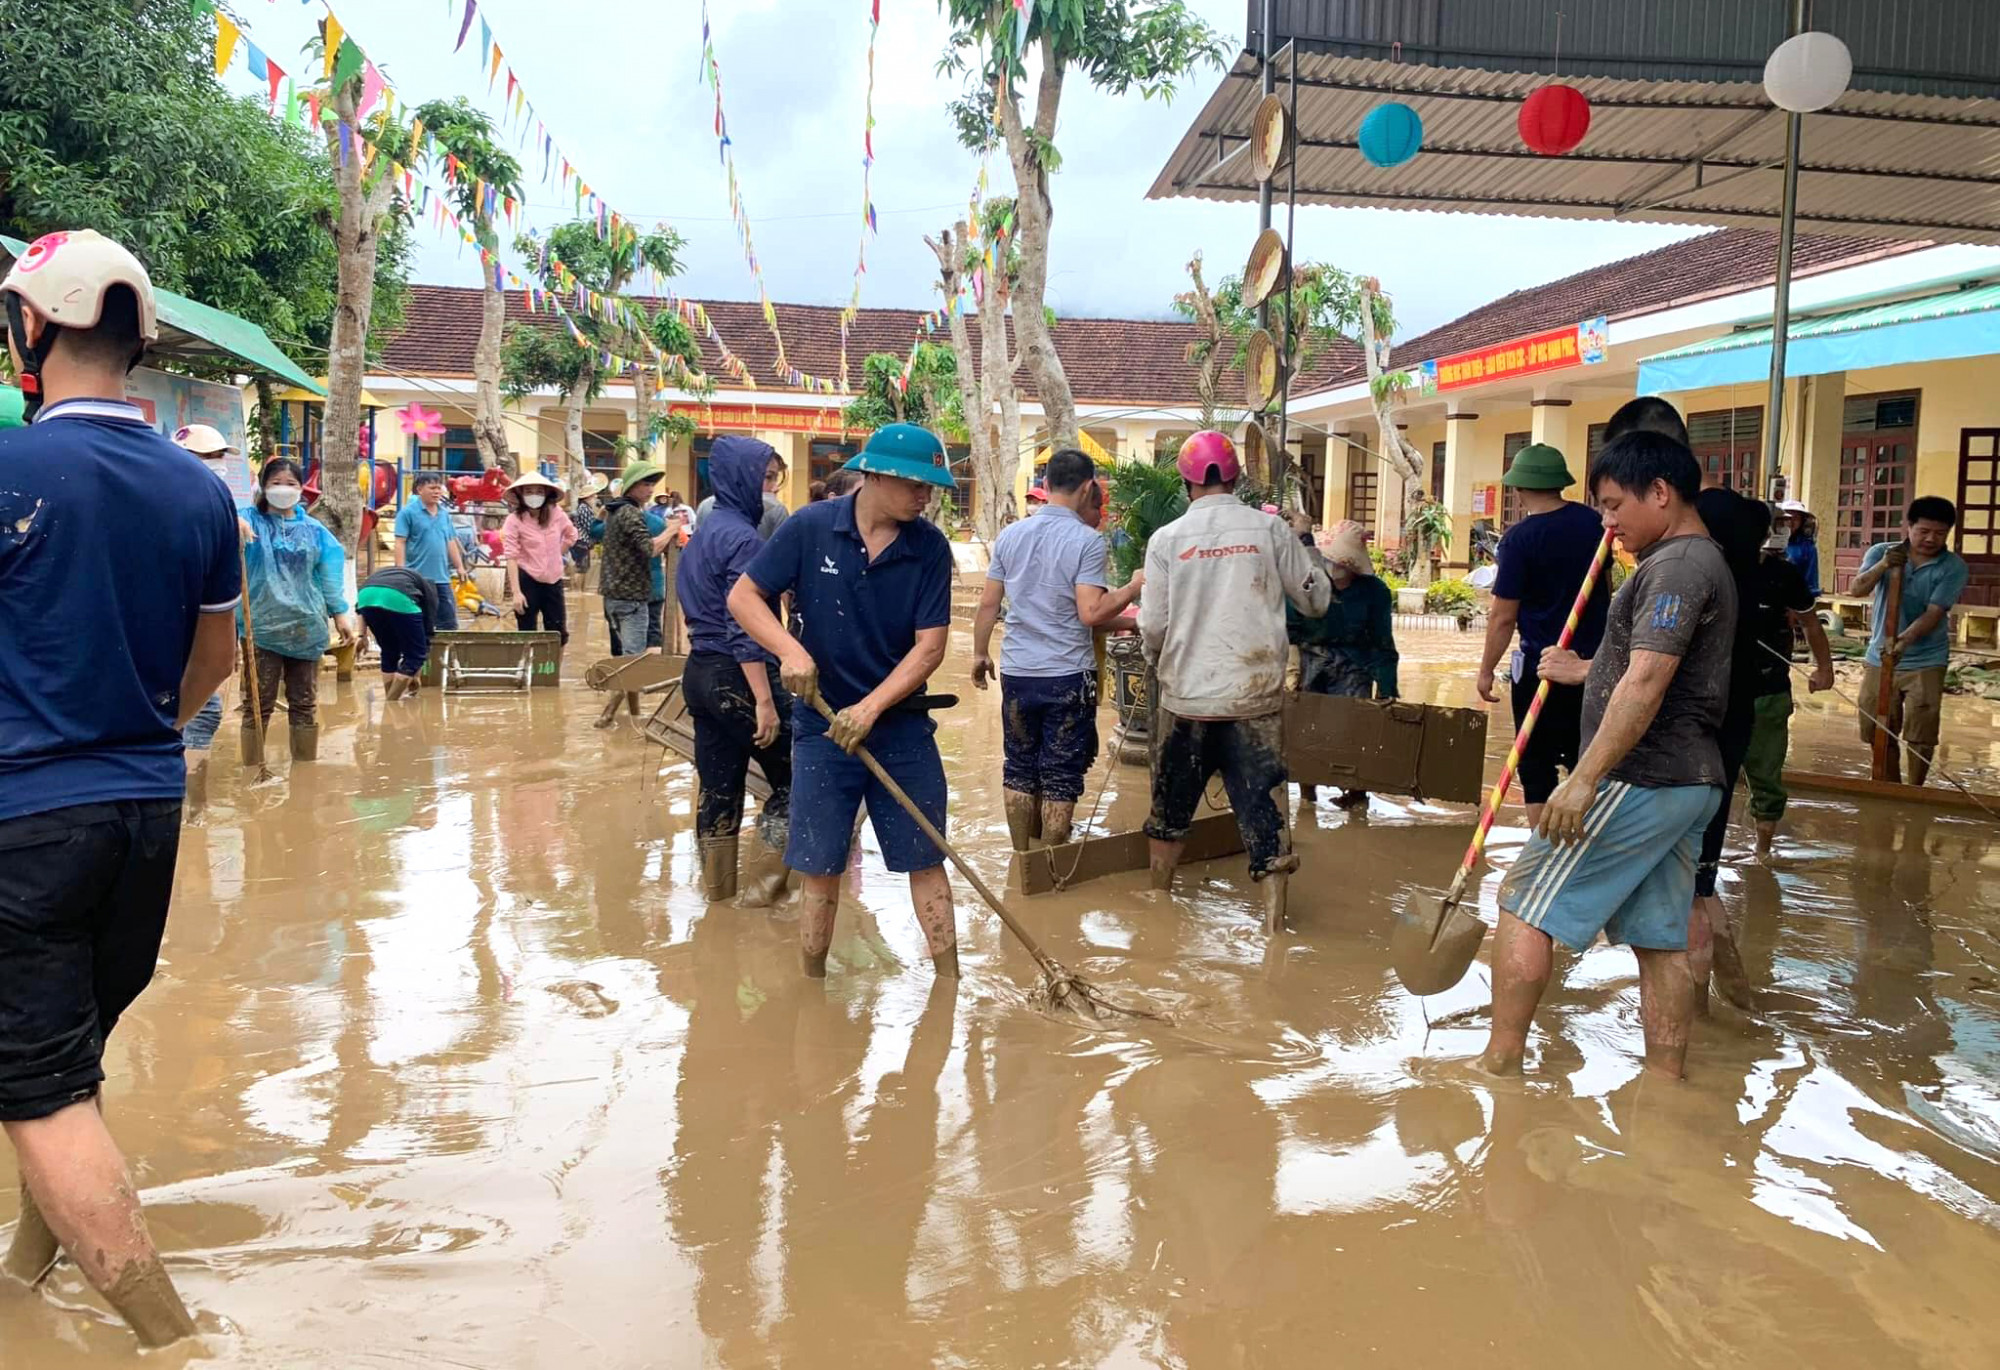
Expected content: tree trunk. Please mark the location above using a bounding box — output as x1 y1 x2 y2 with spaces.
563 383 587 487
320 85 394 556
472 282 515 476
1183 254 1225 430
632 361 654 462
1358 278 1434 588
996 45 1078 454
251 375 278 461
927 223 1020 545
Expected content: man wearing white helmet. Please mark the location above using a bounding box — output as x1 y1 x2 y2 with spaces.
0 230 237 1346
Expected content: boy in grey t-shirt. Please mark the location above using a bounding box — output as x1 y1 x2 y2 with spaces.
1477 431 1737 1082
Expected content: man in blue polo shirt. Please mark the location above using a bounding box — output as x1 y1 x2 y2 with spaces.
729 423 960 980
0 229 238 1346
395 472 466 631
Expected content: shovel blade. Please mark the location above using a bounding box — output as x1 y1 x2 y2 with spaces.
1391 890 1488 996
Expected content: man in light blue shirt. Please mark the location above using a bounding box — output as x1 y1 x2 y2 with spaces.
971 449 1142 850
394 473 466 630
1850 495 1969 786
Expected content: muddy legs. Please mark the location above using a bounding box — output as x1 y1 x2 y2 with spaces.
1002 789 1041 853
1038 800 1075 850
1147 838 1184 892
698 836 740 902
1634 948 1696 1079
798 875 839 978
795 869 958 980
3 1181 58 1286
1479 910 1554 1075
1686 897 1715 1016
4 1101 195 1349
1754 819 1777 857
909 866 959 979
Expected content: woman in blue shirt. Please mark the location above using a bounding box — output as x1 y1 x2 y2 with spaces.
239 457 353 762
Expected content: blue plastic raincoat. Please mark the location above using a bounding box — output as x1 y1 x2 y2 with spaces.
239 505 350 661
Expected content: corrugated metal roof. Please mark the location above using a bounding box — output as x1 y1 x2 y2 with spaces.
1642 280 2000 361
1251 0 2000 98
1151 51 2000 242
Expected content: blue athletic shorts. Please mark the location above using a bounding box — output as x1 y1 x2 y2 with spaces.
1498 779 1721 952
785 714 947 877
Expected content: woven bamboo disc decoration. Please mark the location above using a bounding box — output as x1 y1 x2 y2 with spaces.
1243 230 1288 309
1251 94 1291 181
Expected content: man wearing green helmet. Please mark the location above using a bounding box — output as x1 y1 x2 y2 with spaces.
729 423 962 980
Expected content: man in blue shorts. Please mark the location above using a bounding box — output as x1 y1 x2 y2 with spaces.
1479 430 1737 1081
970 447 1142 851
728 423 960 980
395 472 466 631
1 230 239 1345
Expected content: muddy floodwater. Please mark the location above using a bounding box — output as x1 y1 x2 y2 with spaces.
5 614 2000 1368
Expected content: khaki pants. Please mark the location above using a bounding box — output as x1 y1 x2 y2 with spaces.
1858 663 1944 785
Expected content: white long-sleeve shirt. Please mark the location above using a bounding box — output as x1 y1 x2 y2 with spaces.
1139 494 1330 719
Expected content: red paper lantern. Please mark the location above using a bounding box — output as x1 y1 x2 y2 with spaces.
1519 83 1591 156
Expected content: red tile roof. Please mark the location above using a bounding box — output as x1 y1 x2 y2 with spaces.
375 230 1914 408
378 284 1326 409
1339 229 1915 389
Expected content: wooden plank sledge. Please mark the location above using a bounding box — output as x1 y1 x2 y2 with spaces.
586 651 686 727
1781 768 2000 818
1012 812 1245 896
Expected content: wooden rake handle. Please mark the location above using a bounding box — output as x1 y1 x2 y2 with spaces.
808 694 1061 977
1453 527 1616 885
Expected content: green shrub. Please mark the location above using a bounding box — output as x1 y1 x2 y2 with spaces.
1425 578 1476 614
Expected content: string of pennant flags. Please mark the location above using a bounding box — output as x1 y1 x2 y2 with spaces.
199 0 824 399
838 0 883 392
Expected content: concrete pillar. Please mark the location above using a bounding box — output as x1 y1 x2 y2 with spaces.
1441 407 1481 570
1799 371 1846 526
1530 391 1575 461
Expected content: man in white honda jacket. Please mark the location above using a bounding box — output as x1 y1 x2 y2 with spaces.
1139 429 1331 930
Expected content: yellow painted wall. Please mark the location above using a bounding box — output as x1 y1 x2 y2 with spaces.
1840 357 1998 502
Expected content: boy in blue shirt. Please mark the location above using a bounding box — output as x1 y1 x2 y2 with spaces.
0 229 238 1346
729 424 960 980
395 473 466 630
1850 497 1969 786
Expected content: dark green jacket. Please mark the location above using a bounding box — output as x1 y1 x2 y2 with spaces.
1287 568 1399 699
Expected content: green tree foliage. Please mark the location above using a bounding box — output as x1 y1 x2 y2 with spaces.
413 98 522 254
0 0 409 362
1105 455 1188 586
841 343 966 439
1173 262 1397 405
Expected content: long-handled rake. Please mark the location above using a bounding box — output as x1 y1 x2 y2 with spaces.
1391 527 1616 995
806 694 1166 1022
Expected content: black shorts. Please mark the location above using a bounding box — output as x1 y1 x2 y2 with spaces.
0 800 182 1122
1511 674 1585 807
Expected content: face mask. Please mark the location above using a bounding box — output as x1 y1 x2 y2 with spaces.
203 457 228 480
264 485 302 510
522 492 546 510
1763 526 1791 553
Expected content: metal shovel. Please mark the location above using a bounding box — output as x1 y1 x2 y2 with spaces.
1393 528 1615 996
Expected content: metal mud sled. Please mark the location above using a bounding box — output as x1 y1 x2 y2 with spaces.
419 631 565 693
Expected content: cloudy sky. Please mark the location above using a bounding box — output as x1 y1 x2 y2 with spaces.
224 0 1699 340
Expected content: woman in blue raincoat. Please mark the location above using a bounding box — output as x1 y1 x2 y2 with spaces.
239 457 354 762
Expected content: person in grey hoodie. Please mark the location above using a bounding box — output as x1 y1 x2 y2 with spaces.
1139 430 1330 930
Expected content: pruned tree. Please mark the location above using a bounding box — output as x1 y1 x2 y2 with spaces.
940 0 1226 453
1357 277 1436 586
416 97 524 477
313 43 409 556
927 207 1022 544
1175 252 1228 429
510 219 698 482
842 342 966 437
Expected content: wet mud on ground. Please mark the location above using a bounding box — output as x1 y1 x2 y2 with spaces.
3 618 1998 1367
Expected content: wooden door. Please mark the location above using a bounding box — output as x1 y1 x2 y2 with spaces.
1500 431 1530 527
1957 428 2000 607
1688 407 1762 494
1832 395 1920 592
1347 467 1378 531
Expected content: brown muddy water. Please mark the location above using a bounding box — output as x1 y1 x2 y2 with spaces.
5 618 2000 1368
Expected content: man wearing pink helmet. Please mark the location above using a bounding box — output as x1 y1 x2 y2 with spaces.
1139 430 1330 930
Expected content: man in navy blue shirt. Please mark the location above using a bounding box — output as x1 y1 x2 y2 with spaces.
1475 443 1610 828
0 230 238 1346
729 423 959 980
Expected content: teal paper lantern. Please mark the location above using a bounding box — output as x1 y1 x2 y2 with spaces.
1358 102 1424 168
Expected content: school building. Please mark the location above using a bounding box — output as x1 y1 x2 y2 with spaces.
366 227 2000 607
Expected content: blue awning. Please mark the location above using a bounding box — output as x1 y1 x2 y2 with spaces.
1637 282 2000 393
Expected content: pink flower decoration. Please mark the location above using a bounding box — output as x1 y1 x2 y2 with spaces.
398 404 444 441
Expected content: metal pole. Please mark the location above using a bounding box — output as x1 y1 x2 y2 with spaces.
1278 41 1299 502
1763 0 1808 498
1257 0 1274 240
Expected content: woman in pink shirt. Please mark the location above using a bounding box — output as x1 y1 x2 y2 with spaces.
502 472 579 645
